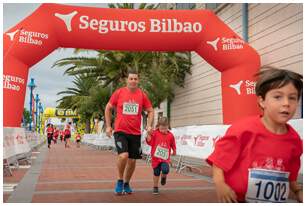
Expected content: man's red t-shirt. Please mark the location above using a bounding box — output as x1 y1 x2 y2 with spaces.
146 129 176 168
64 128 71 135
206 115 302 202
109 87 152 135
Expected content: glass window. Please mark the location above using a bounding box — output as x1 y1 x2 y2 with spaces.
205 3 221 10
175 3 196 10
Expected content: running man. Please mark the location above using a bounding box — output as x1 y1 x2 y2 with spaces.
105 70 154 195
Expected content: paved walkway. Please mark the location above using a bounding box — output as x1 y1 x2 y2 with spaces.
4 141 218 203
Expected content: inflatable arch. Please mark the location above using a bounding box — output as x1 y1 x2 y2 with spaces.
4 3 261 128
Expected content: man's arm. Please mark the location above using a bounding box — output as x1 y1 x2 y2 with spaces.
145 107 154 134
104 103 113 137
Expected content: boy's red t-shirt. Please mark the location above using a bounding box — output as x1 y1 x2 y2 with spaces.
46 127 54 134
206 115 302 202
146 129 176 168
109 87 152 135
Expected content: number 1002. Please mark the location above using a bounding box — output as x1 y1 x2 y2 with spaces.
255 181 287 201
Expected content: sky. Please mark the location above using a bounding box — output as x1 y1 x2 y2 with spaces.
3 3 110 110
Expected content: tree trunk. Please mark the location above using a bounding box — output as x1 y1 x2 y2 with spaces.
85 119 91 133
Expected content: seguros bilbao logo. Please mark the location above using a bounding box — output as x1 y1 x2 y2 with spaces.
54 10 204 34
3 74 25 92
6 28 48 46
229 80 256 95
207 37 244 51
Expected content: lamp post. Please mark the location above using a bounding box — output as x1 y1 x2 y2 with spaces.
28 78 36 131
38 102 43 133
35 94 40 131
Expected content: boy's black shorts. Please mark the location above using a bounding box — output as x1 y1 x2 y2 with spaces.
153 162 170 176
114 131 142 159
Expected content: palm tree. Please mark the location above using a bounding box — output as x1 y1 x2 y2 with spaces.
107 3 159 10
54 51 191 108
56 74 110 133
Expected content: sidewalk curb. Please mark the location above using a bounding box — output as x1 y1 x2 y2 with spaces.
7 144 48 203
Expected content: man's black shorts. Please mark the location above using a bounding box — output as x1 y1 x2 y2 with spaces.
114 131 142 159
64 134 71 141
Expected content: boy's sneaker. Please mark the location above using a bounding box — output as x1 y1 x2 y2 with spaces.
153 187 159 195
123 182 133 194
114 180 124 195
161 176 167 185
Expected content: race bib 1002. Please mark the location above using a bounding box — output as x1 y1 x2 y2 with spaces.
154 145 169 160
123 102 139 115
246 168 290 203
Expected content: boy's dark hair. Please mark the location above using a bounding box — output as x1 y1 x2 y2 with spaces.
255 66 303 99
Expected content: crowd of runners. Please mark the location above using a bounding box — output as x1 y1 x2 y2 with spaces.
46 122 81 149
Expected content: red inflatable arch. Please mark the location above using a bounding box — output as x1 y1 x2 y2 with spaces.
4 3 261 128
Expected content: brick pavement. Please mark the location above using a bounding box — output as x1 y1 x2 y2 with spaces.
4 141 218 203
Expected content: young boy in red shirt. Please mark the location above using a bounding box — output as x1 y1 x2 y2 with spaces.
207 66 303 203
146 117 176 195
75 132 81 148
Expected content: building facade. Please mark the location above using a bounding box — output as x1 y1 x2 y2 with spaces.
155 3 302 127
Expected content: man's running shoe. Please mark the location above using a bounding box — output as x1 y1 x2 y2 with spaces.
123 182 133 194
153 187 159 195
161 176 167 185
114 180 124 195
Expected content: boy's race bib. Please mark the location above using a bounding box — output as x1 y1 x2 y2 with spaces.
246 168 289 203
123 102 139 115
154 145 169 160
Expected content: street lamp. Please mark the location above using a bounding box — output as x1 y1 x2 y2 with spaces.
35 94 40 131
27 78 36 131
38 102 43 133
